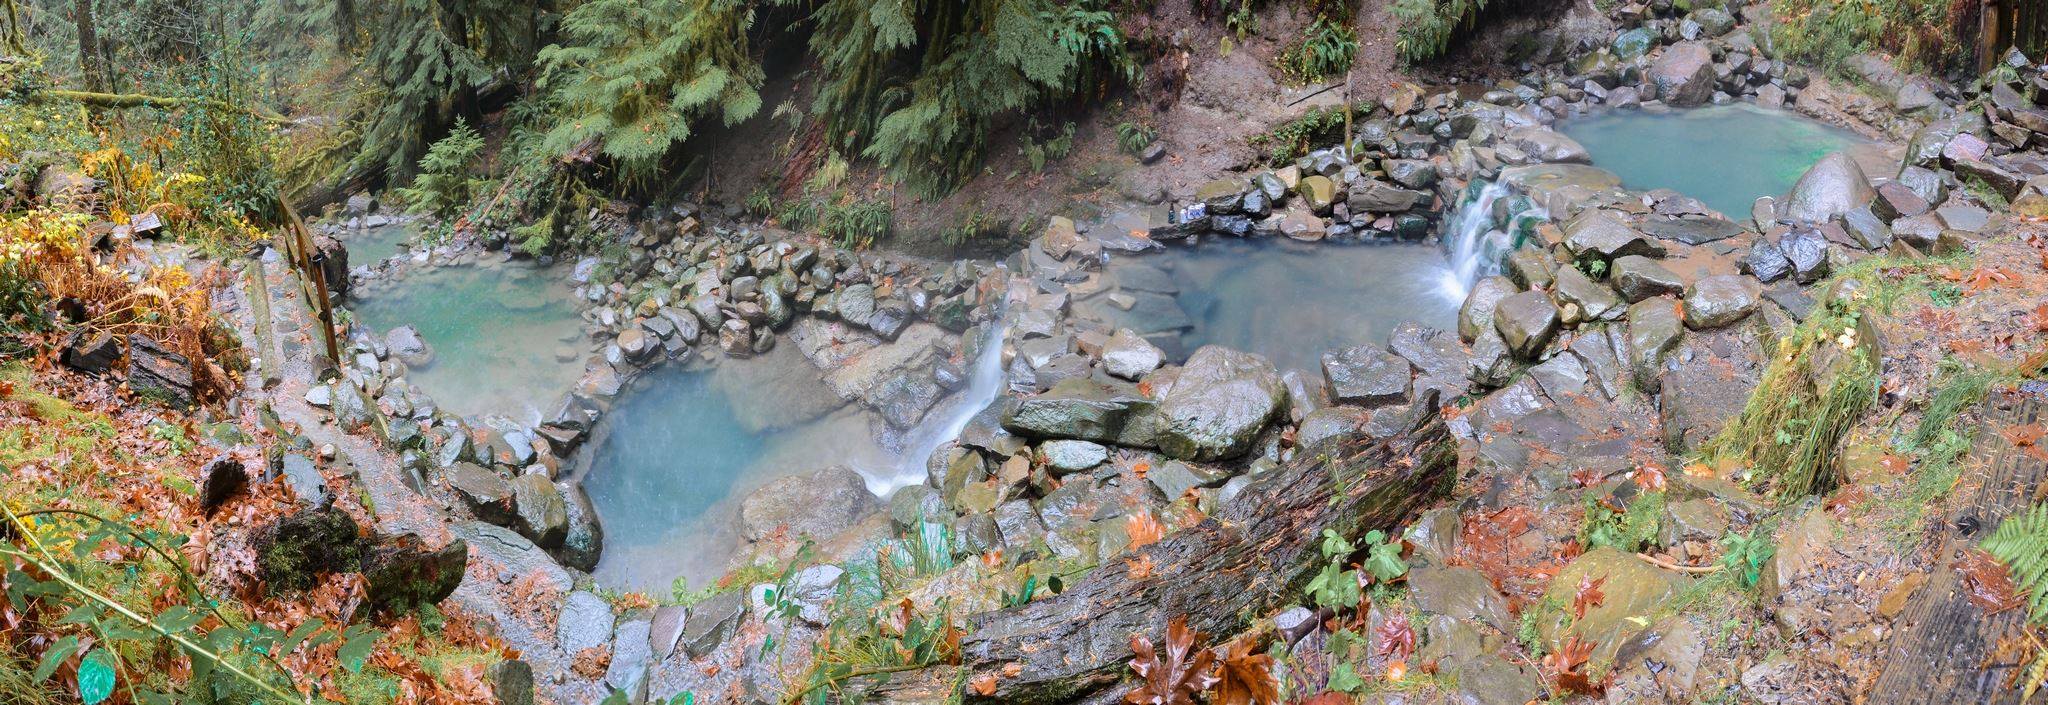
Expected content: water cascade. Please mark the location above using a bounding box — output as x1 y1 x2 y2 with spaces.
1437 180 1547 300
858 301 1012 496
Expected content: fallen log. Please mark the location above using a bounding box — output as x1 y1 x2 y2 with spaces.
959 419 1458 703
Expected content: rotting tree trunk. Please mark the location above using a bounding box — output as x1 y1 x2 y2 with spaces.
959 420 1458 704
1870 392 2046 703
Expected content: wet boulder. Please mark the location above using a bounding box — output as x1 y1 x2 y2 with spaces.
1650 42 1716 107
508 473 569 550
1459 276 1519 343
1101 329 1163 380
1563 210 1664 261
1551 265 1624 321
1037 440 1109 475
1627 298 1686 393
385 325 432 366
554 481 604 572
255 507 364 594
1504 127 1591 164
360 534 466 616
126 335 195 408
1321 344 1413 408
1537 547 1687 667
739 465 878 542
448 462 516 526
1492 291 1560 359
1682 275 1761 330
1783 152 1874 223
1155 346 1288 461
1739 238 1794 283
1610 255 1685 302
1000 378 1150 443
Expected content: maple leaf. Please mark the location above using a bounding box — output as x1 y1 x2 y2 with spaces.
1633 464 1667 492
1542 635 1602 695
1127 511 1166 549
1373 617 1416 662
1211 640 1280 705
1965 267 2014 292
2033 303 2048 333
1571 575 1607 620
1125 616 1219 705
1128 554 1158 580
969 673 1000 696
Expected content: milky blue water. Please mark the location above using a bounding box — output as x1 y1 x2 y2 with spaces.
1560 104 1865 218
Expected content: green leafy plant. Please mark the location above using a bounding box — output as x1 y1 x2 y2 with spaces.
1305 529 1363 611
1985 504 2048 623
1115 121 1157 156
394 120 486 220
1579 491 1665 553
1361 530 1409 583
1719 529 1775 590
1389 0 1491 63
1277 17 1358 84
820 197 891 249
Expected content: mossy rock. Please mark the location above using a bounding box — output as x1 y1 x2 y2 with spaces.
256 507 364 594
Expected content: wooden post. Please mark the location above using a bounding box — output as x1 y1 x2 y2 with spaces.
279 200 342 369
1982 0 2007 75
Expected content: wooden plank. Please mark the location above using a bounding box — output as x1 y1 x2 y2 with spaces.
1871 391 2047 702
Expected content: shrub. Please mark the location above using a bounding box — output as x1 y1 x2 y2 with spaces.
1116 121 1158 156
1277 17 1359 83
1768 0 1972 77
395 119 486 220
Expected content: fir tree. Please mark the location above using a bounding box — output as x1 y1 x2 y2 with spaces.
535 0 764 178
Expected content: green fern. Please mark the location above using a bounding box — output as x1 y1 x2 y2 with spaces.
1984 504 2048 623
394 119 486 219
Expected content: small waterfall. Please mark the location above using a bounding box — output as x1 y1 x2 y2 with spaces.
1436 179 1547 301
858 278 1013 496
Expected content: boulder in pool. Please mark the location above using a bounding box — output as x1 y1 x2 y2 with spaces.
1101 329 1164 380
509 472 569 550
740 465 879 543
1459 276 1518 344
1650 42 1716 107
1504 127 1591 164
1155 346 1288 461
1783 152 1874 223
385 325 433 366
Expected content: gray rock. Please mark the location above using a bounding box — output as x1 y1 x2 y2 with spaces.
681 590 746 659
487 660 534 705
1683 275 1761 330
1001 378 1149 443
557 591 616 655
385 325 432 366
1492 291 1560 359
1627 298 1685 392
554 481 604 571
1320 345 1413 407
605 619 653 697
1840 206 1893 250
1459 276 1519 343
360 533 466 616
1740 238 1794 283
1564 210 1665 260
1504 127 1592 163
1037 440 1109 474
1155 346 1288 461
739 465 878 541
507 473 568 549
1784 152 1874 223
1101 329 1164 380
1781 227 1831 283
1610 255 1684 302
1551 265 1624 321
1650 42 1716 107
278 453 330 508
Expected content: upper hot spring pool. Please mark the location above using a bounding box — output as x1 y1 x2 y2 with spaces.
1076 238 1462 373
1559 103 1867 218
350 261 586 420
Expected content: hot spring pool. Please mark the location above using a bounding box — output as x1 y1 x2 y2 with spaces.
1077 238 1463 373
350 261 586 420
576 344 889 590
1559 103 1866 218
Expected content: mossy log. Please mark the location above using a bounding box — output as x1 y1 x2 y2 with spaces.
27 88 294 123
959 419 1458 703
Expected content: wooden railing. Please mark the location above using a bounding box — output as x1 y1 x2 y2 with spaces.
1983 0 2048 73
275 199 342 368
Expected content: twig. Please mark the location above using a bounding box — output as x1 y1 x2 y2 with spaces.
1633 552 1724 574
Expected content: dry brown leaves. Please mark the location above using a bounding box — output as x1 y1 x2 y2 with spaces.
1125 616 1219 705
2005 423 2048 463
1633 464 1667 492
1212 640 1281 705
1571 575 1607 620
1128 554 1158 580
1958 548 2026 614
1373 617 1415 662
571 644 612 680
1543 635 1603 696
1127 510 1166 549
